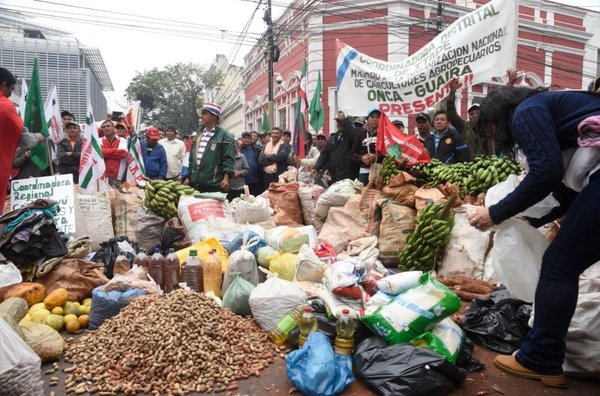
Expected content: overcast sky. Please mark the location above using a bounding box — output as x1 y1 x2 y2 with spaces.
1 0 598 109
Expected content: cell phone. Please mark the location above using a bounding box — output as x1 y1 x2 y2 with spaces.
111 111 124 121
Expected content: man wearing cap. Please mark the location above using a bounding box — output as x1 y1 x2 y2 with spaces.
159 125 187 180
57 121 83 183
141 127 168 180
415 112 433 143
446 77 494 158
241 131 263 196
313 111 359 184
423 110 470 164
182 102 235 193
352 108 383 185
114 121 129 139
100 120 128 183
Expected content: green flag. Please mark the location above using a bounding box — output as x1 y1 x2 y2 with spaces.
261 111 271 132
308 70 324 133
24 59 49 171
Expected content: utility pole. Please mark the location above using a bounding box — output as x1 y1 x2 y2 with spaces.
436 0 444 34
265 0 274 130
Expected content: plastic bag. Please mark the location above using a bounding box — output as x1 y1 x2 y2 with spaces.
0 263 22 288
269 252 298 281
286 332 355 396
88 286 147 329
91 236 137 279
19 321 65 363
360 273 461 345
0 319 44 396
376 271 422 295
488 219 547 303
257 246 279 268
314 179 361 220
410 317 464 364
248 272 307 330
353 337 464 396
175 237 229 273
231 194 271 224
221 233 261 295
461 289 532 354
264 225 317 253
323 260 360 291
485 174 559 218
317 288 363 319
177 196 236 243
298 184 326 231
222 272 256 316
225 231 267 256
294 244 326 282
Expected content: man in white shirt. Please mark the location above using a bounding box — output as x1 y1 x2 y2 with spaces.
159 125 187 180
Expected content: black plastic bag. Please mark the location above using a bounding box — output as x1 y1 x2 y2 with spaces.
91 236 137 278
461 290 532 354
287 300 373 349
455 338 484 373
353 337 465 396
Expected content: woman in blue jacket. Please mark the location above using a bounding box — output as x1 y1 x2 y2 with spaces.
469 87 600 387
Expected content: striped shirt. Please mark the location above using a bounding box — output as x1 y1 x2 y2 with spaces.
196 129 215 165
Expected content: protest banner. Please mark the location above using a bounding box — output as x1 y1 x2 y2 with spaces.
336 0 517 116
376 111 430 166
10 174 76 233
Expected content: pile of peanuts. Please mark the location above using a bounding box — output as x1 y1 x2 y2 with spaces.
64 289 278 395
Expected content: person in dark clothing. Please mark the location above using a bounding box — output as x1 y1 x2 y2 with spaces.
12 147 47 180
259 127 292 189
469 87 600 388
313 111 359 183
141 127 168 180
57 121 83 183
240 131 263 196
352 108 383 185
422 110 470 164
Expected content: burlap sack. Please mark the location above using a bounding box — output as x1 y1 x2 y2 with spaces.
414 187 446 212
36 258 108 301
382 171 419 208
318 195 370 253
359 188 386 236
111 187 144 241
72 193 115 250
268 182 303 225
378 201 416 266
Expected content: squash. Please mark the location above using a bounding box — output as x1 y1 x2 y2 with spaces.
19 321 65 362
43 288 69 310
0 297 29 338
5 282 46 306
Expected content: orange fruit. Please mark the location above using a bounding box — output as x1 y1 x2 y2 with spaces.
66 320 81 334
77 314 89 329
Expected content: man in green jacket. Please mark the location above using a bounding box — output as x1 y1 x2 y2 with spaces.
182 103 235 192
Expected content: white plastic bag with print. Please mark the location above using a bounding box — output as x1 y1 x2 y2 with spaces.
485 174 559 219
488 218 547 303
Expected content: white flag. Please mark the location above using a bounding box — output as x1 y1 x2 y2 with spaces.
79 100 107 193
18 78 28 120
125 133 147 182
44 84 65 160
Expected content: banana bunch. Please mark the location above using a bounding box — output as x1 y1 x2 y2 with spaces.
411 159 444 186
464 156 521 195
144 180 199 218
380 156 401 185
398 196 457 272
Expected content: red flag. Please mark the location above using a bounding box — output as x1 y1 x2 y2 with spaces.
376 111 430 166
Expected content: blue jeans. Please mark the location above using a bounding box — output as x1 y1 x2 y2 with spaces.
516 170 600 375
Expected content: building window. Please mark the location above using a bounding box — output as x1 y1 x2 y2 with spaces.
23 29 45 39
278 107 287 130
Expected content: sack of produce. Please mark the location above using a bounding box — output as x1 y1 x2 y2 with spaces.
410 317 464 364
256 246 279 269
267 182 303 225
294 245 326 283
222 272 256 316
318 197 370 253
381 171 419 207
111 185 144 242
222 233 261 295
231 193 271 224
360 274 461 345
268 253 299 281
135 205 166 250
36 259 109 302
225 231 267 256
297 184 325 231
376 271 422 296
0 319 44 396
314 179 361 220
160 217 191 252
88 286 147 329
378 201 416 266
359 187 386 236
72 193 114 250
249 272 307 330
19 321 65 362
178 196 237 244
265 225 317 253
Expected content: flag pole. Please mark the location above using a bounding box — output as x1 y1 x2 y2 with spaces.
45 139 55 175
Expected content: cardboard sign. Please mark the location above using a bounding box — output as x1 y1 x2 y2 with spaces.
10 174 76 233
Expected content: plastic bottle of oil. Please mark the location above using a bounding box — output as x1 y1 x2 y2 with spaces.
269 306 304 346
298 306 318 348
149 251 165 290
113 251 131 275
163 248 180 293
334 309 356 355
133 248 150 273
203 249 222 297
181 250 203 292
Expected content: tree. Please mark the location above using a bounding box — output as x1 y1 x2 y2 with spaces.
125 63 222 134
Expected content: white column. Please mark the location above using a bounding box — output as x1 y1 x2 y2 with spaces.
544 48 554 87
